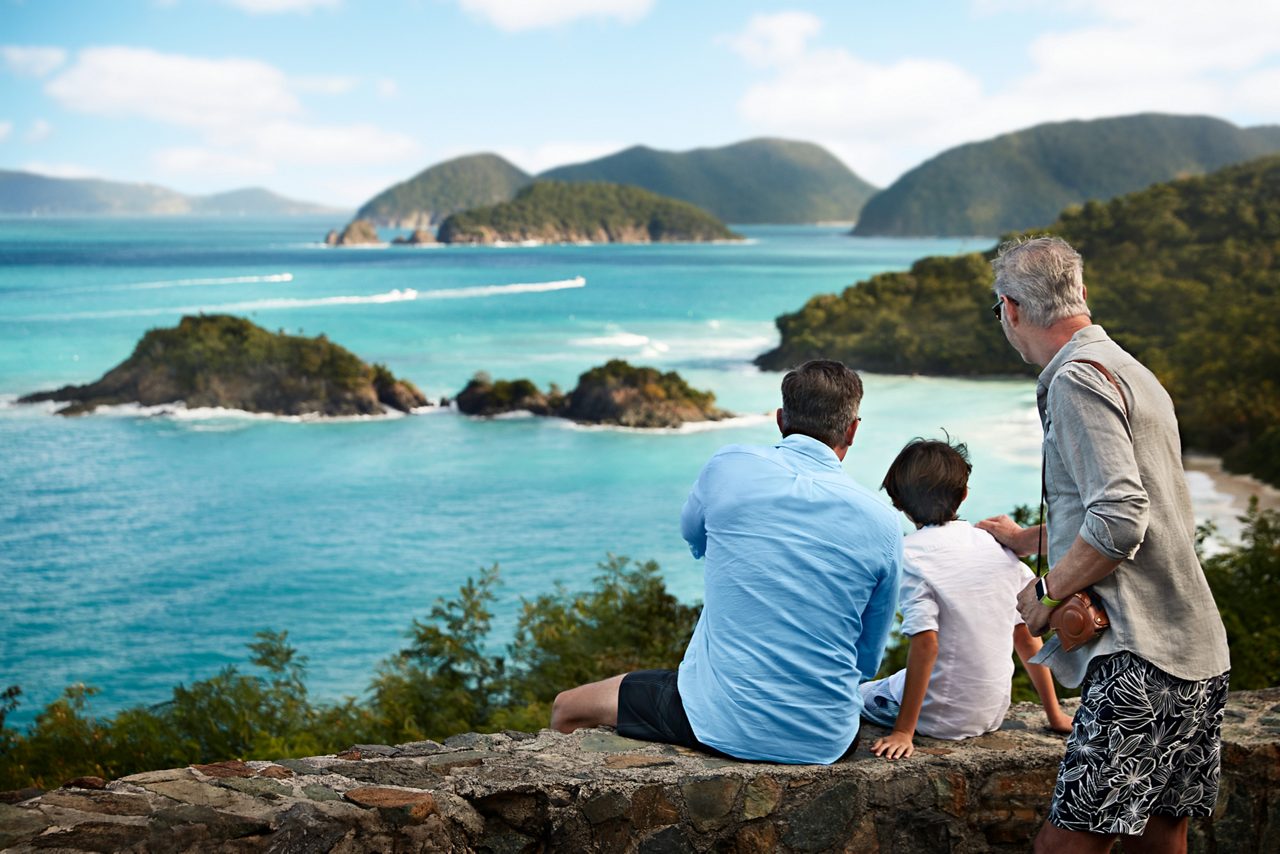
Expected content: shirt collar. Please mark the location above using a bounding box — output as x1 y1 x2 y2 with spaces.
778 433 843 469
1037 324 1110 393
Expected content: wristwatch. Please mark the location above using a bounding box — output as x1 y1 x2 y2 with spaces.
1036 576 1063 608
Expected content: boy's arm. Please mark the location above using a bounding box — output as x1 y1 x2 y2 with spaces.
872 630 938 760
1012 624 1073 733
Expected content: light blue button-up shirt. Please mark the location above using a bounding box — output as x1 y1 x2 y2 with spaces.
676 434 903 764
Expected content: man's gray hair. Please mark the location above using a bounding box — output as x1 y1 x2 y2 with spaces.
992 236 1091 327
780 359 862 448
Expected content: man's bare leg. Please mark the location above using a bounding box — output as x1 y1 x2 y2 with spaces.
1033 821 1117 854
1121 815 1188 854
550 674 627 734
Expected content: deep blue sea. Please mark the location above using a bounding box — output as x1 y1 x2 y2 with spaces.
0 218 1242 727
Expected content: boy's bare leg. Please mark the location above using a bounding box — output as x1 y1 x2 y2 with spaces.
550 674 627 733
1033 822 1116 853
1121 815 1188 854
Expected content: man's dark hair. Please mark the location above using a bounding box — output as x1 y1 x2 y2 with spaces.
880 436 972 526
780 360 862 448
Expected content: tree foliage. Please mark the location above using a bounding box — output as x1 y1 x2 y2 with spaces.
762 155 1280 485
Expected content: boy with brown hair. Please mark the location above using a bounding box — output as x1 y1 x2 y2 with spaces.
861 436 1072 759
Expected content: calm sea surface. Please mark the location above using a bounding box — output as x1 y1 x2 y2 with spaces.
0 218 1234 727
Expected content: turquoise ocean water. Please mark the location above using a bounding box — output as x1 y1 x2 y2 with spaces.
0 218 1079 726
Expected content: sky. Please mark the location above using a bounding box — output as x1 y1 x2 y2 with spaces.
2 0 1279 208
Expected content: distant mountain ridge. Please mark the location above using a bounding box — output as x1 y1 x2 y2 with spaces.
853 114 1280 237
0 170 338 216
540 138 877 224
354 139 877 227
355 154 532 229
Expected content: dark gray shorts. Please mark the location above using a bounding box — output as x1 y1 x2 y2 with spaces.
616 669 732 758
1049 651 1230 836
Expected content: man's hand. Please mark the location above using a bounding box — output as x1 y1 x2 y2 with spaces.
1017 577 1055 636
871 730 915 760
976 515 1040 557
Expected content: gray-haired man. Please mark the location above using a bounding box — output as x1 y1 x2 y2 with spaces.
978 237 1230 854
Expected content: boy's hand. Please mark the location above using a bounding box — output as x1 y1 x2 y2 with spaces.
1046 709 1074 734
871 731 915 760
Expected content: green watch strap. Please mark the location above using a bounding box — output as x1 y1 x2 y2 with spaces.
1037 577 1063 608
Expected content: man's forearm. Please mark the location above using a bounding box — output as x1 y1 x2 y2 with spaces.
1018 534 1123 634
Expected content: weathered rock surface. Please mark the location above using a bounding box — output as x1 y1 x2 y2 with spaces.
19 315 429 417
324 219 381 246
3 689 1276 852
391 228 436 245
455 360 730 428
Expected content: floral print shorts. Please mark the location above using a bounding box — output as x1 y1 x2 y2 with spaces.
1049 651 1230 836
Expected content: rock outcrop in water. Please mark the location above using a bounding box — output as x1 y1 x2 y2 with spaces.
19 315 428 417
455 360 729 428
391 228 436 245
324 219 382 246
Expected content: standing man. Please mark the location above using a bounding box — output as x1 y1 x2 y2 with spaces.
978 237 1230 854
551 359 902 764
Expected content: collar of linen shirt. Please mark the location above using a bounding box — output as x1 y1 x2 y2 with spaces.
778 433 844 469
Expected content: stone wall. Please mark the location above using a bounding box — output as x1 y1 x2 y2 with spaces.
2 689 1277 853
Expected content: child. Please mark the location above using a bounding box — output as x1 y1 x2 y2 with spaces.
861 437 1073 760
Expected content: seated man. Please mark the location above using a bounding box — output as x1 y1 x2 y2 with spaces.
551 359 903 764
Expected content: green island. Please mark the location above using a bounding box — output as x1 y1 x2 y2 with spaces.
435 181 741 244
3 505 1276 790
455 359 729 428
355 153 532 229
760 154 1280 487
853 114 1280 237
19 315 428 417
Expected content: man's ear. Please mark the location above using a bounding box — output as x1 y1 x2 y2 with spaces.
1003 295 1020 327
844 417 859 448
1081 283 1088 303
776 407 785 436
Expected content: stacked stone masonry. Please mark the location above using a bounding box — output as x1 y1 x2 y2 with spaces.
2 689 1277 853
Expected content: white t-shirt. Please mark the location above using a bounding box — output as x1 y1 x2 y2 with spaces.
878 520 1035 740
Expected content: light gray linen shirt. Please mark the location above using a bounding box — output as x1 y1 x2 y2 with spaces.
1030 325 1230 687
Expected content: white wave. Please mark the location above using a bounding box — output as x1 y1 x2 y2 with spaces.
572 332 653 348
561 412 772 435
113 273 294 292
52 400 419 423
17 277 586 321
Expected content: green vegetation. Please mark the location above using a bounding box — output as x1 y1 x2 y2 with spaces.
0 556 698 790
436 181 739 244
854 114 1280 237
761 155 1280 485
4 505 1275 790
540 138 877 224
355 153 532 227
20 315 427 416
455 360 727 427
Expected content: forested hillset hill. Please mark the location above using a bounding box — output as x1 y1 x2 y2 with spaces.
435 181 740 244
538 138 877 224
0 170 338 216
353 153 533 229
759 154 1280 486
853 114 1280 237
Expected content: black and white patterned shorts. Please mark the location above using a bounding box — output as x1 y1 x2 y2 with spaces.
1049 651 1230 836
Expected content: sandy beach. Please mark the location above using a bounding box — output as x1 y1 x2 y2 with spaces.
1184 453 1280 552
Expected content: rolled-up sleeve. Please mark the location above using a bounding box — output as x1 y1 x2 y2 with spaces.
1049 366 1149 560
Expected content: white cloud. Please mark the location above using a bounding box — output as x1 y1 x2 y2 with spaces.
726 3 1280 185
25 119 53 143
292 74 359 95
20 161 98 179
1 46 68 78
241 120 418 165
0 121 12 142
153 147 276 177
719 12 821 68
376 78 399 100
223 0 340 13
46 47 300 130
493 140 626 173
457 0 653 32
